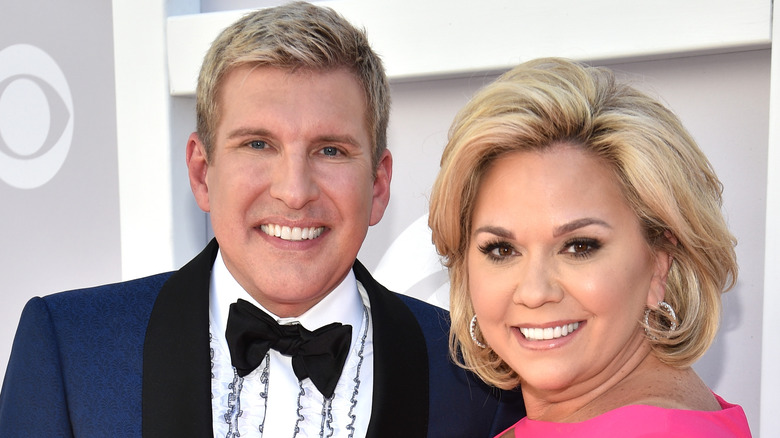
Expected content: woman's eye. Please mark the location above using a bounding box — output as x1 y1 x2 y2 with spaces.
492 246 514 257
478 241 516 261
249 140 267 150
563 239 600 258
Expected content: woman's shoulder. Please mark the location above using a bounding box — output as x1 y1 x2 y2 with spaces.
503 395 751 437
611 394 751 437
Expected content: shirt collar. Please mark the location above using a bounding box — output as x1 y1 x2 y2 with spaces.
210 249 364 345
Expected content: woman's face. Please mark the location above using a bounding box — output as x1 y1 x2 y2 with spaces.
467 143 670 399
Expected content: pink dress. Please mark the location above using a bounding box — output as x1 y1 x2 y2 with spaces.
497 394 751 437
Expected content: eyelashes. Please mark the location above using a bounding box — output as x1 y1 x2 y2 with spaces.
562 238 602 259
477 240 516 262
476 237 602 261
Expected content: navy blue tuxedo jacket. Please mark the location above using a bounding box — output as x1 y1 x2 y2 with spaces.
0 239 524 437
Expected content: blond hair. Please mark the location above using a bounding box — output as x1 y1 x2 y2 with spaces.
196 1 390 168
429 58 738 389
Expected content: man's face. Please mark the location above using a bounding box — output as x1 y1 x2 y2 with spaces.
187 66 392 317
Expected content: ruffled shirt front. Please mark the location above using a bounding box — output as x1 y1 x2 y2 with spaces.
209 251 374 438
497 393 751 437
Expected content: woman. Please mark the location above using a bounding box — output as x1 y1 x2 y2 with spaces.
429 58 751 436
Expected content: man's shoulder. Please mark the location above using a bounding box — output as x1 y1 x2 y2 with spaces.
391 292 450 327
9 272 179 363
34 271 175 318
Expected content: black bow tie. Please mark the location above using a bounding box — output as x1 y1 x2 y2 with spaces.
225 299 352 399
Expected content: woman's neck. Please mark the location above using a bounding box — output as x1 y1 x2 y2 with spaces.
521 351 718 422
521 342 658 422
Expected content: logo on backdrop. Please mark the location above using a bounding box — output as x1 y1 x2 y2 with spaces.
0 44 74 189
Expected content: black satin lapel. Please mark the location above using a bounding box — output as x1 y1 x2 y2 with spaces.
142 239 219 438
354 260 429 438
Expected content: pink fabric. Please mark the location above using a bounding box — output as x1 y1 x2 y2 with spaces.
498 394 751 437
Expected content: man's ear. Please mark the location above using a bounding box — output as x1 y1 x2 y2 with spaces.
647 231 678 306
369 149 393 226
186 132 211 213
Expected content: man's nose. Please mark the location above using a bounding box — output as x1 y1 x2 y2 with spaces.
268 152 319 209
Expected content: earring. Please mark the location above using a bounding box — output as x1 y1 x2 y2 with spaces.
644 301 679 339
470 315 487 348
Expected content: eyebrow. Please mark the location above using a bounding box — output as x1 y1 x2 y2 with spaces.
552 218 611 237
316 134 362 148
472 225 514 239
472 218 610 239
226 127 273 141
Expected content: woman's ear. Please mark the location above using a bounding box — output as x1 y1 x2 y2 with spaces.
647 231 677 306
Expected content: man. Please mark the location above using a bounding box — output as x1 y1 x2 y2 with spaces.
0 2 524 437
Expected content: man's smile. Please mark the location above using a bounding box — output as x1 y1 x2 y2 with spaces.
260 223 325 241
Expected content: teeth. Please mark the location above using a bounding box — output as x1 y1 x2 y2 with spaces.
521 322 580 341
260 224 324 241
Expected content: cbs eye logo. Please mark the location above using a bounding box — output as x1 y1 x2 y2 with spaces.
0 44 74 189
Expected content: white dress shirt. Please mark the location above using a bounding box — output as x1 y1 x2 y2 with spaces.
209 250 374 437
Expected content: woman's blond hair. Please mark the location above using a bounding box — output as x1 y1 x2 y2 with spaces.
429 58 737 389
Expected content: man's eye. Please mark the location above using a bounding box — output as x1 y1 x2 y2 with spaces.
249 140 267 149
322 146 339 156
